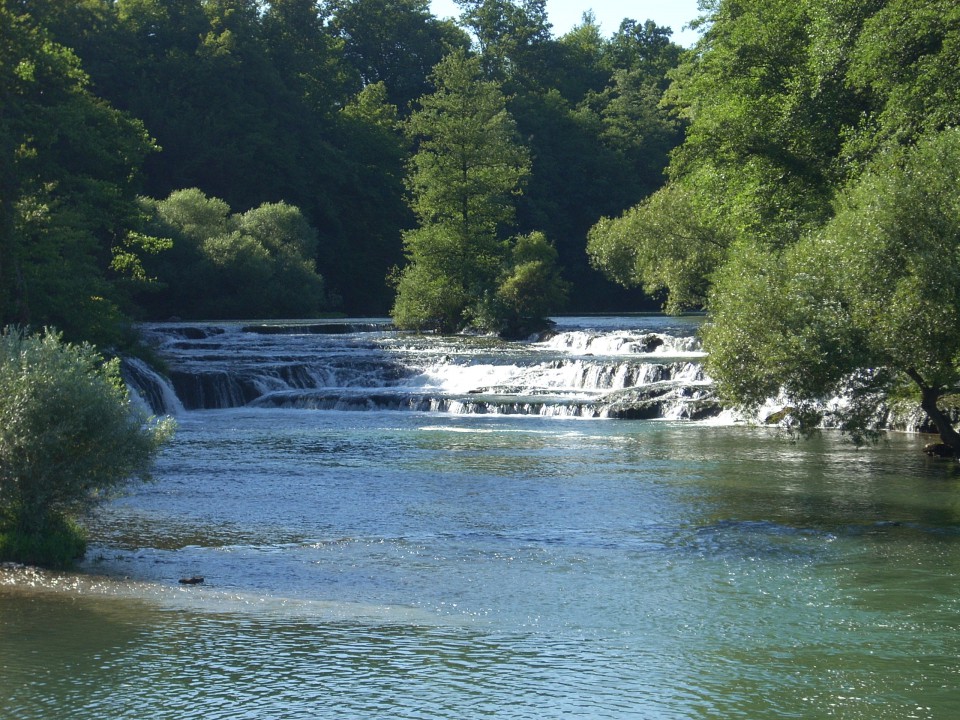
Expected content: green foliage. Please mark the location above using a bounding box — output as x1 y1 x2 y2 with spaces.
391 49 569 335
591 0 960 314
514 18 685 310
456 0 552 83
581 0 960 447
393 50 531 332
845 0 960 161
704 129 960 446
491 231 569 337
587 183 732 311
329 0 470 111
1 5 157 346
154 187 232 241
390 230 470 333
0 327 173 567
405 50 530 235
139 189 331 320
15 0 691 319
606 18 682 82
0 512 87 569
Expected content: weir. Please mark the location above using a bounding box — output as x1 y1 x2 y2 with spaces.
123 316 720 420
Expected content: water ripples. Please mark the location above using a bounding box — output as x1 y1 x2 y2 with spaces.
2 576 698 720
5 411 960 719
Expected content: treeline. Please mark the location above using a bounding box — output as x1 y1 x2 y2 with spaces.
587 0 960 449
1 0 686 345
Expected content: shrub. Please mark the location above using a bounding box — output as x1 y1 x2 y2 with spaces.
0 327 174 567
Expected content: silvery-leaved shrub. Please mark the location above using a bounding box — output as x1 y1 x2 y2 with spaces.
0 327 174 567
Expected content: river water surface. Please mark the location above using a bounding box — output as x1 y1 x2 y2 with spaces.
2 318 959 719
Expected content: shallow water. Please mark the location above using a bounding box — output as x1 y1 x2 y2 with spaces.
3 408 960 719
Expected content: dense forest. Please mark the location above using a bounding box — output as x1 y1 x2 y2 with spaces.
1 0 685 345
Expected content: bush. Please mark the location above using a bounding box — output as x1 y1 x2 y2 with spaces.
0 513 88 569
0 327 174 567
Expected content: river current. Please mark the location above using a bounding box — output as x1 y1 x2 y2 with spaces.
2 317 959 719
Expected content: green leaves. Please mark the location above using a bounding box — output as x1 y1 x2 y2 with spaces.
1 6 157 345
0 327 173 564
141 189 331 320
393 50 528 332
704 129 960 444
405 51 530 234
392 50 568 335
845 0 960 157
587 182 730 312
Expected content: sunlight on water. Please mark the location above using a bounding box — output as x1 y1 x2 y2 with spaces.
4 413 959 719
5 318 960 719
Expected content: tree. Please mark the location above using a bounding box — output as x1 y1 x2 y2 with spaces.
843 0 960 163
262 0 353 113
587 182 732 312
547 12 609 102
455 0 552 84
138 189 332 320
331 82 410 312
404 51 528 235
0 4 159 346
391 50 564 333
704 129 960 450
586 0 883 311
0 327 173 567
488 231 568 337
606 18 682 83
328 0 469 112
583 0 960 448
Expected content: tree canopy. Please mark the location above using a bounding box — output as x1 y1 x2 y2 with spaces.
0 4 159 345
0 327 173 566
391 50 567 335
588 0 960 448
5 0 689 335
706 129 960 446
137 189 333 320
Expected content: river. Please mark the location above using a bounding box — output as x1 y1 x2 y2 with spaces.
2 317 959 719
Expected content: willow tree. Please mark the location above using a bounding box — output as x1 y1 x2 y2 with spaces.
705 129 960 450
392 49 565 334
586 0 960 449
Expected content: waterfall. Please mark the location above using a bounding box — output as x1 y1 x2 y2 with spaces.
121 357 185 417
130 317 720 420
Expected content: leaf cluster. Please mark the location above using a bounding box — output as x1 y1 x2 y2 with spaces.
137 189 332 320
704 129 960 442
392 50 568 335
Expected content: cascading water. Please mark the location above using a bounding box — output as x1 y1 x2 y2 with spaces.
124 315 720 420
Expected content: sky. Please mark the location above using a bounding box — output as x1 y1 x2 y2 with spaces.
429 0 704 47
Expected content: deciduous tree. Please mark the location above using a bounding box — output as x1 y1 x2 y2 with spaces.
705 129 960 449
392 50 564 333
0 5 158 345
140 189 331 320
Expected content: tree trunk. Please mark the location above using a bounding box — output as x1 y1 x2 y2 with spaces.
908 369 960 452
